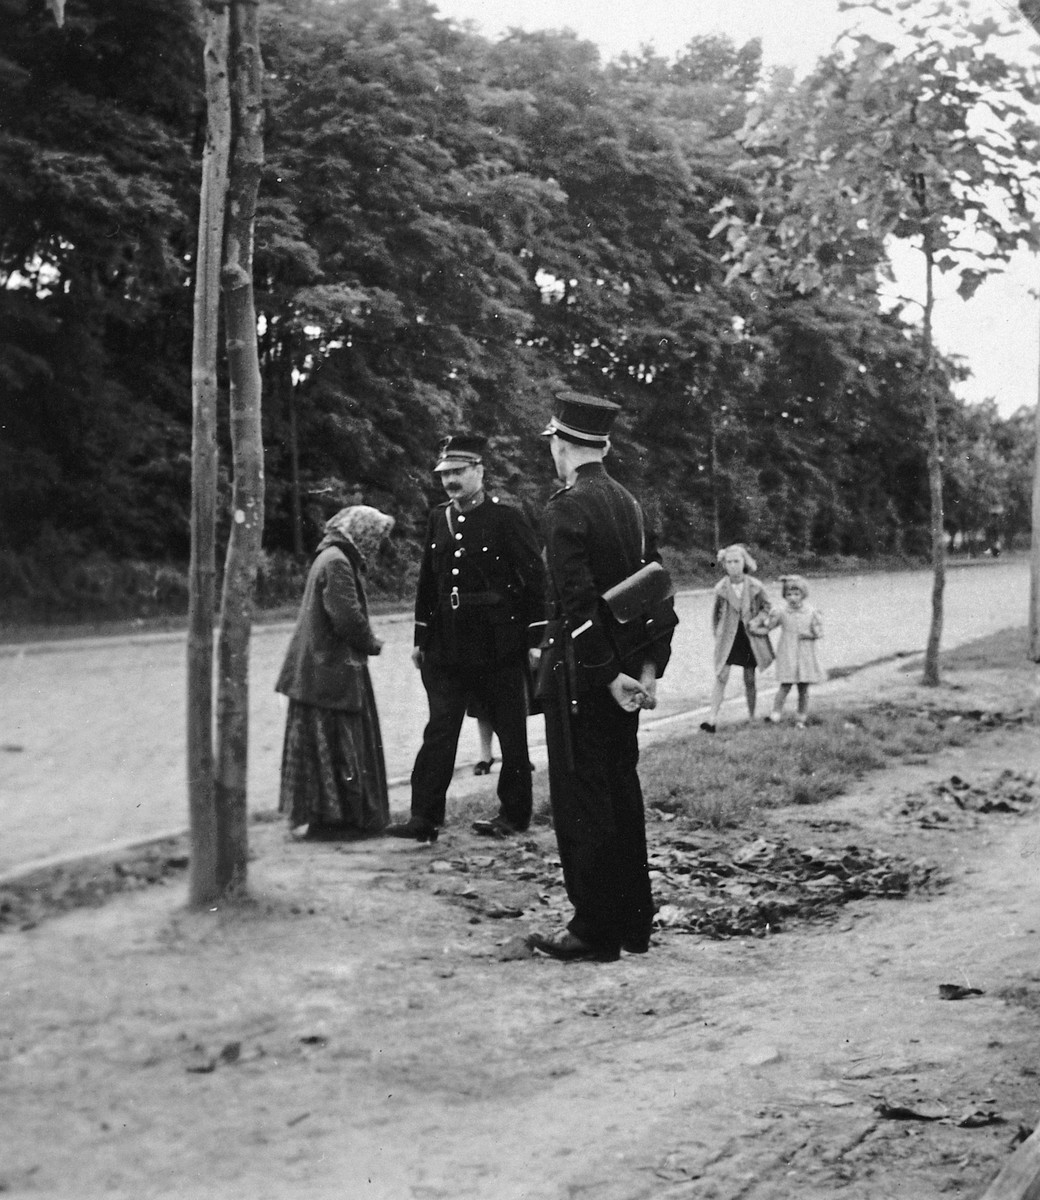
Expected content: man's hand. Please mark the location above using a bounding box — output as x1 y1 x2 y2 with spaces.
608 673 646 713
370 636 384 656
638 663 658 711
528 647 542 674
410 646 424 669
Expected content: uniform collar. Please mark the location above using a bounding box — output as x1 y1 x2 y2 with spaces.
451 489 486 515
574 461 607 479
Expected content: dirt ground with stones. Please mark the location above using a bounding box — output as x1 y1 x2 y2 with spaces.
2 657 1039 1200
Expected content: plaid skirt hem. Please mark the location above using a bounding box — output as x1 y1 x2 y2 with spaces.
278 670 389 833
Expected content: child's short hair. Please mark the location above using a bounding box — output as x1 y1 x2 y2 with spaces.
718 544 757 574
780 574 809 599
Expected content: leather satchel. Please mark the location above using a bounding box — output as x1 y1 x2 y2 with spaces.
601 561 674 624
601 561 678 668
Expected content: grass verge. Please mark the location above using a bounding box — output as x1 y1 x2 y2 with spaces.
638 706 990 828
639 625 1037 830
450 701 1028 835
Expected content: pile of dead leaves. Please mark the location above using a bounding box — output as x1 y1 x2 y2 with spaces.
649 835 942 939
898 769 1039 829
428 832 943 942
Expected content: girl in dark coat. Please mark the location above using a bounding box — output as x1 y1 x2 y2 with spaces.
276 505 394 838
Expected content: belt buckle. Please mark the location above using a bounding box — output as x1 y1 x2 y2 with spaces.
450 588 460 611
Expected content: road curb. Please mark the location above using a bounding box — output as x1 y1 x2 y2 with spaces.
0 654 918 889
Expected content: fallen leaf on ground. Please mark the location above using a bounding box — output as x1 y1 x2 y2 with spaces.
956 1109 1005 1128
938 983 985 1000
875 1101 949 1122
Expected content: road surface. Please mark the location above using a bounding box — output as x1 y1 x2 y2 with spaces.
0 558 1028 877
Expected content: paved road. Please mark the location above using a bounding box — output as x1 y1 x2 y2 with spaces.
0 559 1029 877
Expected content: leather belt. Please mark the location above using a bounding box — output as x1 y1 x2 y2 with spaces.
445 589 502 610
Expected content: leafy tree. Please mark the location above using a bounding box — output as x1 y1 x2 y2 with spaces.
7 0 1033 632
716 0 1040 681
0 0 200 574
256 0 567 551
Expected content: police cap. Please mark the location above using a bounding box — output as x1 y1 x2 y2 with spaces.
433 434 487 472
541 390 620 448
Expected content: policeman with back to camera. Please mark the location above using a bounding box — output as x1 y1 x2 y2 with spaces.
528 391 677 962
387 434 546 843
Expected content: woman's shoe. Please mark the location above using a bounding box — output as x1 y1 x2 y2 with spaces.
472 758 495 776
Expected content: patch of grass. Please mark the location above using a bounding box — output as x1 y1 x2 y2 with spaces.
641 702 1015 830
939 626 1034 672
898 625 1036 675
841 704 974 756
642 716 884 828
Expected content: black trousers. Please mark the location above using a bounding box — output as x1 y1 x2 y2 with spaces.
544 684 653 954
410 658 532 829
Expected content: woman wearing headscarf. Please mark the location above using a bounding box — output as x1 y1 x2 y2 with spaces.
276 505 395 838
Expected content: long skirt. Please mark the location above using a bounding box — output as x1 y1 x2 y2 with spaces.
278 672 388 835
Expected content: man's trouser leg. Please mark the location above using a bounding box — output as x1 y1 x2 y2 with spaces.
544 686 650 953
409 662 467 827
477 662 532 830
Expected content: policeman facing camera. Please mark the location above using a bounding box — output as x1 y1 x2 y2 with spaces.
387 435 546 842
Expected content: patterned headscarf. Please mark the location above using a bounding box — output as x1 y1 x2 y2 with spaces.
319 505 395 564
717 544 757 574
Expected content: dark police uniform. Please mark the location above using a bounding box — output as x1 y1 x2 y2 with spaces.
408 485 546 833
538 393 676 957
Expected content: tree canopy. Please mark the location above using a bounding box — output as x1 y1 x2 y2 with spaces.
0 0 1034 618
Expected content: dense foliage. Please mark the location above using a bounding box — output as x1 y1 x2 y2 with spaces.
0 0 1034 619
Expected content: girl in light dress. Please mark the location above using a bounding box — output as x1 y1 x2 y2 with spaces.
763 574 824 727
701 544 774 732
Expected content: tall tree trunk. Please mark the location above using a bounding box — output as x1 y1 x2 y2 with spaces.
920 227 946 686
214 0 265 893
708 409 721 553
1031 319 1040 660
187 0 231 907
1019 6 1040 661
284 329 305 558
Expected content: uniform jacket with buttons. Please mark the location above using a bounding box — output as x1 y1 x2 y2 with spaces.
413 495 546 668
540 461 674 693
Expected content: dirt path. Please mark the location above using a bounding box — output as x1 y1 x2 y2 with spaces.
2 660 1039 1199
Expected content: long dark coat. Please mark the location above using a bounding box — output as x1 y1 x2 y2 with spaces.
276 539 381 711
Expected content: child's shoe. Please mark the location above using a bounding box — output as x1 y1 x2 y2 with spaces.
767 711 781 724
